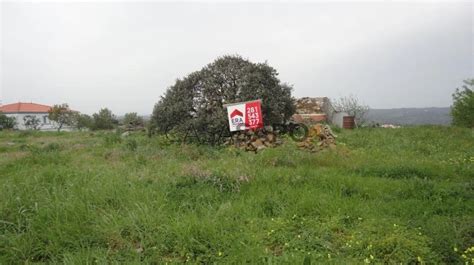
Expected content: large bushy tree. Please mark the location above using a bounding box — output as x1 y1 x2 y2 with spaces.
151 55 295 140
451 79 474 128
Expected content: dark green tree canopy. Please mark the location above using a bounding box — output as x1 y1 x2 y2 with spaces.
92 108 118 130
152 55 295 138
451 79 474 128
74 113 93 131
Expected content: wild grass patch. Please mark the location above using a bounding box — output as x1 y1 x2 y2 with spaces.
0 126 473 263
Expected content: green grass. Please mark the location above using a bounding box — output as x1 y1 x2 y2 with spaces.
0 126 473 264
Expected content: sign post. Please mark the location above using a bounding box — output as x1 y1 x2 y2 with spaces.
225 100 264 132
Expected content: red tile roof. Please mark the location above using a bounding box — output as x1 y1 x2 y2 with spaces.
0 102 52 113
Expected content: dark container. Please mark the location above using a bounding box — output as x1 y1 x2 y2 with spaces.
343 116 355 129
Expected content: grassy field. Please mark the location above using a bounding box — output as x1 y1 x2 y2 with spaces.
0 127 473 264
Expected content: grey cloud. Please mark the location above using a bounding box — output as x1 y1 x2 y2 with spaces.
1 2 472 114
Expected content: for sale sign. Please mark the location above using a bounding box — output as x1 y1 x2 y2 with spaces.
225 100 264 132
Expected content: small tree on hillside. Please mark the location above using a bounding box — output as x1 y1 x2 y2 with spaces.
0 112 16 129
23 115 41 130
48 103 75 132
92 108 118 130
333 95 370 126
451 79 474 128
122 112 144 129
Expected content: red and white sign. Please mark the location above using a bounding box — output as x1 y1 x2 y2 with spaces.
225 100 264 132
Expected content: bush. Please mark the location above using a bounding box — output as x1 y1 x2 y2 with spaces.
0 112 16 129
451 79 474 128
123 138 138 151
151 55 295 143
122 112 144 129
74 114 93 131
103 132 122 145
92 108 118 130
42 143 61 152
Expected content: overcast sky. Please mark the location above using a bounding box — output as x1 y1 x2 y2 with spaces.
1 1 472 115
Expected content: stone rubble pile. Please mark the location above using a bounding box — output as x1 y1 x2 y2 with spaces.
297 124 337 152
228 126 282 152
227 123 337 153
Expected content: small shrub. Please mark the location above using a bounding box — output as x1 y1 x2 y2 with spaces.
103 133 122 146
42 142 61 152
0 112 16 129
124 138 138 151
451 79 474 127
261 197 284 217
19 143 40 153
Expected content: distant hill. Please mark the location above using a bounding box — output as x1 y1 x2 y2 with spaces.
366 107 452 125
134 108 452 126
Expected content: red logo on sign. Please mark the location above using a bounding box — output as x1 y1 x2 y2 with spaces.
230 109 243 118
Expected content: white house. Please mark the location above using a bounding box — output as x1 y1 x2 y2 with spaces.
0 102 59 131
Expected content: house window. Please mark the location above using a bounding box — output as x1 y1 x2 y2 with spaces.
43 116 48 124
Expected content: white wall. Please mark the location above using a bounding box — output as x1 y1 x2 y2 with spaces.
5 112 64 131
331 112 349 128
